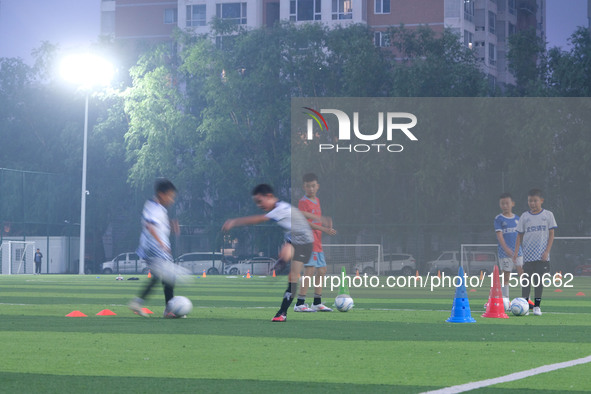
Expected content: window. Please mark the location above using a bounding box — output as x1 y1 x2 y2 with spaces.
374 0 389 14
186 4 206 26
508 0 516 15
488 11 496 34
464 30 473 48
164 8 178 24
290 0 321 21
332 0 352 20
373 31 389 47
489 43 496 65
508 22 515 37
216 2 247 25
464 0 474 22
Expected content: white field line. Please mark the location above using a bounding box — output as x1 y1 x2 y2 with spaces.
421 354 591 394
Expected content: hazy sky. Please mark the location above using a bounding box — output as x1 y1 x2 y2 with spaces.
0 0 588 63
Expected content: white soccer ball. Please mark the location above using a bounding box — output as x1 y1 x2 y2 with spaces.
510 297 529 316
335 294 354 312
167 296 193 317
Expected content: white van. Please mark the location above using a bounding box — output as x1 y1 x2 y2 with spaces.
175 252 225 275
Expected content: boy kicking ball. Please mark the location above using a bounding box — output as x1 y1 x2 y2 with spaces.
222 184 331 322
128 178 183 318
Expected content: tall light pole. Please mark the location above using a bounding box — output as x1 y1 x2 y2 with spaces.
61 54 114 274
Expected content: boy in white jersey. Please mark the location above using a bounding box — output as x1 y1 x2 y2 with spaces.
494 193 523 308
222 184 328 322
129 178 181 318
513 189 557 316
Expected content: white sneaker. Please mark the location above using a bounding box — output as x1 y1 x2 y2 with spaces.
293 303 316 312
128 298 148 317
533 306 542 316
311 303 333 312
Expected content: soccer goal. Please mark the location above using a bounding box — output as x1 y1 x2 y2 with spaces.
460 244 498 276
322 244 382 275
461 237 591 276
0 241 36 275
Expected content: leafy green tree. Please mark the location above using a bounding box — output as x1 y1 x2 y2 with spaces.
388 26 488 97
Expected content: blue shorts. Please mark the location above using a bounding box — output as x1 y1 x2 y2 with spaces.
304 252 326 268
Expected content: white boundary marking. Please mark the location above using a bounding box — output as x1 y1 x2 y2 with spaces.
422 354 591 394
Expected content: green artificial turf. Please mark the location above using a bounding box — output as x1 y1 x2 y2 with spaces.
1 274 590 393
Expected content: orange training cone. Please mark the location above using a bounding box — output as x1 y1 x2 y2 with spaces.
96 309 117 316
66 311 87 317
246 270 251 279
482 265 509 318
202 270 206 278
415 270 420 279
437 270 441 279
356 269 360 277
479 270 484 281
576 292 585 296
556 271 562 279
147 270 152 278
272 270 276 277
554 289 563 292
141 307 153 314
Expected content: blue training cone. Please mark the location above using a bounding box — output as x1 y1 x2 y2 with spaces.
446 266 476 323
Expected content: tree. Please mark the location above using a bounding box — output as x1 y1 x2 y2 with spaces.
388 26 488 97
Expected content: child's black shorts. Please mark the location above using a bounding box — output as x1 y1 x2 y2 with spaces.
292 243 313 264
522 260 550 277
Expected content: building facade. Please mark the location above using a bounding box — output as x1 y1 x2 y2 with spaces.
101 0 546 87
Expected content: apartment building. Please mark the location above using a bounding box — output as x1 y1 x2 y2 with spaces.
101 0 546 87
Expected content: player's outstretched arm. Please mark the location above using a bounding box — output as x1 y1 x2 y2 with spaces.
222 215 269 231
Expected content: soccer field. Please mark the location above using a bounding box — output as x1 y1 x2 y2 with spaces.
1 274 590 393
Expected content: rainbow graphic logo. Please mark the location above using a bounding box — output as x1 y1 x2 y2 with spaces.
303 107 328 135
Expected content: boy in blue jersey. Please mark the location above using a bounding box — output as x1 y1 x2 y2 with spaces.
222 184 329 322
129 178 181 318
494 193 523 308
513 189 557 316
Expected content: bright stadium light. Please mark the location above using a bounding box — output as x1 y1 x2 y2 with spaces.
61 54 114 275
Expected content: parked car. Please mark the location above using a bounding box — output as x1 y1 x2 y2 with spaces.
175 252 226 275
425 251 497 276
224 257 276 275
353 253 416 276
102 252 148 274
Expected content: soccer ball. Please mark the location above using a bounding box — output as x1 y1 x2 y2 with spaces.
334 294 354 312
510 297 529 316
167 296 193 317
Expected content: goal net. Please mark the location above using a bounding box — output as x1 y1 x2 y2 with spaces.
461 237 591 276
0 241 36 275
322 244 382 275
460 244 498 276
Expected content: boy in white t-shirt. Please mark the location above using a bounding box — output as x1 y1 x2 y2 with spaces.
223 184 331 322
513 189 557 316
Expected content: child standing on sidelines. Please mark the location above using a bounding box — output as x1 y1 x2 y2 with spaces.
222 184 328 322
294 173 337 312
513 189 557 316
129 178 182 318
494 193 523 308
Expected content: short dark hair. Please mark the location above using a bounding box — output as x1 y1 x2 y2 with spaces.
528 188 543 198
499 192 513 200
155 178 177 195
302 173 318 183
252 184 274 196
